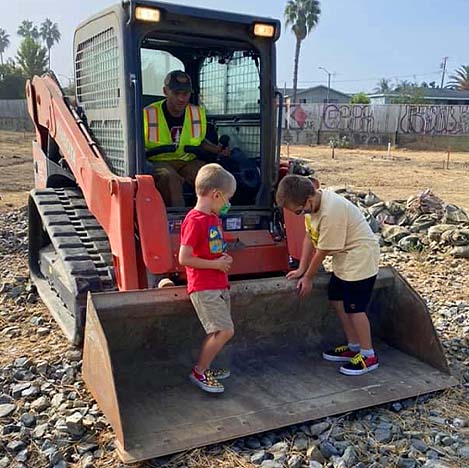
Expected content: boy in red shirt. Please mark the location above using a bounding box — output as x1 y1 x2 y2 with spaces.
179 163 237 393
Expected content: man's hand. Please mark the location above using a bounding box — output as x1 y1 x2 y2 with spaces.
218 145 230 157
214 253 233 273
286 269 304 280
297 276 313 298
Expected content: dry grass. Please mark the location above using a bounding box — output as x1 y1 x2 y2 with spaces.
282 145 469 211
1 131 468 468
0 130 34 211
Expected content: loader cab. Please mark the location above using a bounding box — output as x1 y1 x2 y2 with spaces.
74 1 281 210
134 3 281 211
140 44 264 207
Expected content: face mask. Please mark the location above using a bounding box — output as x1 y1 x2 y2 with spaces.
219 202 231 216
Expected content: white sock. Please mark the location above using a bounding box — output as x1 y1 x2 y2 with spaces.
348 343 360 352
361 348 375 358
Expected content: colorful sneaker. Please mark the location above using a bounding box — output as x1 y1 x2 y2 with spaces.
340 353 379 376
206 368 230 380
189 368 224 393
322 345 357 362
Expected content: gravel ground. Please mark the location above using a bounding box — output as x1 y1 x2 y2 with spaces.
0 207 468 468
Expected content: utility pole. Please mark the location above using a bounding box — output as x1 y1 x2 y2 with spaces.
440 56 448 88
319 66 332 103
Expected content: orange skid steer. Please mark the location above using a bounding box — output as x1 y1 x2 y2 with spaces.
26 1 456 462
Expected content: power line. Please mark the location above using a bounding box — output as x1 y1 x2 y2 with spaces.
297 71 441 85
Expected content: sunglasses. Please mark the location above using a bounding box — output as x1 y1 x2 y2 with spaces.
294 200 312 216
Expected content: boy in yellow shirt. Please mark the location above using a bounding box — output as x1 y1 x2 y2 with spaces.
276 175 380 375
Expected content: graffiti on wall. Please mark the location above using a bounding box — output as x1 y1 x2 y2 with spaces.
322 104 376 133
283 103 469 136
398 105 469 135
286 104 319 131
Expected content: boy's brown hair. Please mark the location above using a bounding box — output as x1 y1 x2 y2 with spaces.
276 175 316 208
195 163 236 196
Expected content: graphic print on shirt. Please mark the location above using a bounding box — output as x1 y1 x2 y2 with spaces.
305 215 319 247
171 126 183 144
208 225 225 254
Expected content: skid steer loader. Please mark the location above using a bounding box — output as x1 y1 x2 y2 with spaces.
26 0 456 462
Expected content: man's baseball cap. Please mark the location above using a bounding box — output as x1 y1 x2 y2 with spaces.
164 70 193 92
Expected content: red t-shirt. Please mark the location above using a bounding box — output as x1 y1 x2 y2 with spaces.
180 209 229 294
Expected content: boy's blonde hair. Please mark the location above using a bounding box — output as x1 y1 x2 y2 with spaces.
195 163 236 196
276 175 316 208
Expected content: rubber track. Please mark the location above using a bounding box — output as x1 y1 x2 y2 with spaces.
32 187 115 296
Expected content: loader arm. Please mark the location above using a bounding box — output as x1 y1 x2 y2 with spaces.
26 74 159 290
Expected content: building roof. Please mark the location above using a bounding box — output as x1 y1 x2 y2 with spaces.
281 85 351 99
368 88 469 101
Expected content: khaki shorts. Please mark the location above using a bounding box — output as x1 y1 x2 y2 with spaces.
190 289 233 334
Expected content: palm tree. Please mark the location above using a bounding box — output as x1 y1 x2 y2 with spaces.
394 79 413 92
0 29 10 66
284 0 321 102
17 20 39 40
447 65 469 90
40 18 61 69
373 78 391 94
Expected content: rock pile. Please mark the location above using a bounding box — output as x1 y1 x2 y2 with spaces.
336 188 469 257
1 207 468 468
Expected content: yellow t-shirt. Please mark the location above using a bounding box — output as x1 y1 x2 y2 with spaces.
305 190 380 281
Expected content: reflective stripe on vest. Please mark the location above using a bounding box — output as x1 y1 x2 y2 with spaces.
145 106 159 143
188 104 202 139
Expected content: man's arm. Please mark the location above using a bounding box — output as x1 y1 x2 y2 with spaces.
201 139 230 157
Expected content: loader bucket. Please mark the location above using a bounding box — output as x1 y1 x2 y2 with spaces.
82 266 456 463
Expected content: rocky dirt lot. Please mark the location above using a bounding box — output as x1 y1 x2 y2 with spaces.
0 131 468 468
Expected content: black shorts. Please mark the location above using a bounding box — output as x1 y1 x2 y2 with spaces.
328 273 377 314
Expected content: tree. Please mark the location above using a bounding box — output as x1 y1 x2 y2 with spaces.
284 0 321 102
62 79 75 97
373 78 391 94
16 36 48 79
394 80 414 92
447 65 469 90
17 20 39 40
0 61 27 99
351 92 370 104
40 18 61 69
391 87 426 105
0 29 10 66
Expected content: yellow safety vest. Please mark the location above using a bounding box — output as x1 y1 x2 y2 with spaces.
143 100 207 162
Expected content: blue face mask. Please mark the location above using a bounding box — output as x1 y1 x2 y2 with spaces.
219 201 231 216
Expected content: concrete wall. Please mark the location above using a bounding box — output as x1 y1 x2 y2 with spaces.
0 100 33 132
283 103 469 150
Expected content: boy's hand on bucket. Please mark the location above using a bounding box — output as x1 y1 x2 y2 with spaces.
286 269 304 280
215 254 233 273
297 276 313 298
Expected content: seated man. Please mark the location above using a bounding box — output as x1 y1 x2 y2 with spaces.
143 70 228 206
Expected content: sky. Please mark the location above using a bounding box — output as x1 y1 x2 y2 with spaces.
2 0 469 93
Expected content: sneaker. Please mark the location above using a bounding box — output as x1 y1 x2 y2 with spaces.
340 353 379 376
206 368 230 380
322 345 357 362
189 368 224 393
